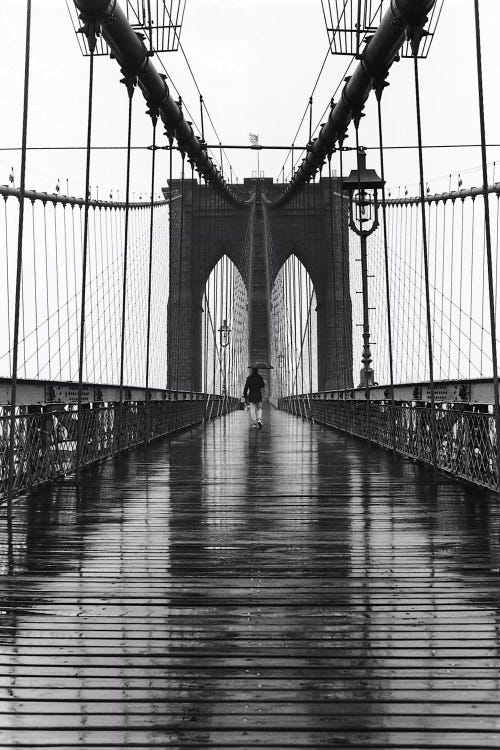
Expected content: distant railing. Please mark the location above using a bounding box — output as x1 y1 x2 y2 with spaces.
0 391 238 501
280 391 497 493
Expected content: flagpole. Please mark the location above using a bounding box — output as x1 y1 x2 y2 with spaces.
249 133 260 179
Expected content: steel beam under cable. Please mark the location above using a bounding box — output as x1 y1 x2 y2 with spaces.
273 0 436 207
73 0 243 206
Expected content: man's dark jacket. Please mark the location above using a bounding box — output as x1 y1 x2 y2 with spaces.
243 372 265 404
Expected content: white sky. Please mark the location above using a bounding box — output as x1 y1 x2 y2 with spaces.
1 0 500 199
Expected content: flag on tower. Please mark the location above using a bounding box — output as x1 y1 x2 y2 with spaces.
249 133 259 146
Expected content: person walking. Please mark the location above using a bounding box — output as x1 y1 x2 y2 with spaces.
243 367 265 429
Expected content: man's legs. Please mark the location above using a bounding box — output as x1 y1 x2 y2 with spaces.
256 402 263 428
248 401 258 427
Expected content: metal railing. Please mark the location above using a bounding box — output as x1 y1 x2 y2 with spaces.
0 392 238 501
280 394 497 492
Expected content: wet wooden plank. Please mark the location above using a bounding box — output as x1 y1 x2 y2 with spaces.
1 729 500 748
1 409 500 747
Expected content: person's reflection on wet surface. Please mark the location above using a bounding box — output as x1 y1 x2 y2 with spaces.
1 408 500 746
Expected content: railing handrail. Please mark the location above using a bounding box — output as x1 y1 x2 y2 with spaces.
383 182 500 206
279 376 499 406
0 183 169 209
0 375 234 407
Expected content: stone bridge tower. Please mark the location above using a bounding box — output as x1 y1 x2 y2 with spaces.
164 177 352 393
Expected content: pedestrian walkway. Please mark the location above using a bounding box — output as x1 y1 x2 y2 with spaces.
0 407 500 748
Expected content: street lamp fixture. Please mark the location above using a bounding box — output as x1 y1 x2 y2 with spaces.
218 319 231 348
218 319 232 396
342 148 383 392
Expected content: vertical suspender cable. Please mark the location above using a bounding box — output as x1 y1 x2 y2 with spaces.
293 252 300 408
190 161 195 401
338 139 351 394
289 256 296 402
308 274 313 393
308 97 313 144
53 205 62 377
327 154 340 390
397 204 405 376
473 0 500 489
175 150 186 395
376 89 396 452
20 242 26 379
70 205 78 379
480 201 486 375
284 259 291 397
199 95 205 142
88 207 96 379
207 187 213 399
97 206 105 383
416 201 425 379
310 173 317 397
118 77 136 424
168 134 173 389
76 38 96 474
458 199 465 376
98 206 107 382
221 253 227 406
103 204 113 381
468 200 475 377
7 0 31 513
110 206 119 382
495 193 500 306
227 257 231 399
145 108 158 441
63 205 71 380
230 261 235 398
447 199 456 379
204 183 212 404
413 52 437 473
43 203 51 378
439 200 446 377
213 249 218 397
224 252 229 404
4 199 12 373
203 191 208 394
298 254 304 396
30 200 40 376
392 204 401 381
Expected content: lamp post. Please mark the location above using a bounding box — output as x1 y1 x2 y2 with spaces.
218 318 231 397
341 148 384 397
277 352 285 399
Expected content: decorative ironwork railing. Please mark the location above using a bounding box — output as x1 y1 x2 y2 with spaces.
280 394 497 493
0 392 238 501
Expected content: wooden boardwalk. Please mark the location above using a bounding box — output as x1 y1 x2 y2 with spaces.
1 407 500 748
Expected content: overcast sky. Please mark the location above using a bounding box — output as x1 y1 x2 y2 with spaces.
1 0 500 200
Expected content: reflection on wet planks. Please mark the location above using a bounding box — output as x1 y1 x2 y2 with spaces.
1 408 500 748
